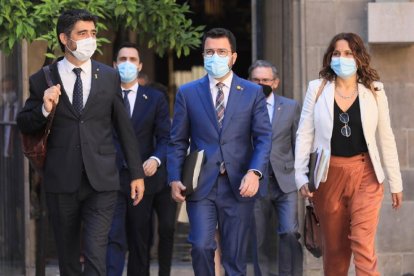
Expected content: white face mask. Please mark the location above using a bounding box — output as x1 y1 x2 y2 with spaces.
68 37 97 61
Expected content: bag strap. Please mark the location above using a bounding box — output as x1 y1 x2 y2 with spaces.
42 65 56 138
315 79 327 103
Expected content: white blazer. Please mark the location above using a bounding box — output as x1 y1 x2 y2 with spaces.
294 79 403 193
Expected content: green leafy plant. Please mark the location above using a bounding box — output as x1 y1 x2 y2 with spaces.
0 0 204 57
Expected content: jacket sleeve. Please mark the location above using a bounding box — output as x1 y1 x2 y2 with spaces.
167 89 190 183
291 100 301 154
248 86 272 175
374 82 403 193
151 93 171 164
17 72 49 134
294 79 321 190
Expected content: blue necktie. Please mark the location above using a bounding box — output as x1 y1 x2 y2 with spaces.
72 68 83 114
123 89 131 117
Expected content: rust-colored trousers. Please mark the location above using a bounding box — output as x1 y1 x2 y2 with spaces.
313 153 384 276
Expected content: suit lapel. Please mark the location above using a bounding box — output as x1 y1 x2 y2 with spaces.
358 83 368 132
271 94 283 136
82 61 100 114
322 81 335 121
221 75 243 130
196 76 219 132
131 85 146 123
49 61 78 117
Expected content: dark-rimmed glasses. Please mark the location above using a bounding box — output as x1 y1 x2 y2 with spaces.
339 112 351 137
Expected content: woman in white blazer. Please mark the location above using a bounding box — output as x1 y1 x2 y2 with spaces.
295 33 403 276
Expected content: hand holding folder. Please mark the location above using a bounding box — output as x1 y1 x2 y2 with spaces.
308 147 330 192
181 150 205 196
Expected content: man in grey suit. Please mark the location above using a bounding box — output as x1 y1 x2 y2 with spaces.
249 60 303 276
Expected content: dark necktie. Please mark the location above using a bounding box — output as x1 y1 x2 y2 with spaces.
123 89 131 117
72 68 83 113
215 82 226 174
215 82 225 128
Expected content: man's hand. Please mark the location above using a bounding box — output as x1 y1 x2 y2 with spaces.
130 178 145 206
143 158 158 177
392 192 403 210
239 171 259 197
171 181 186 203
299 183 314 198
43 84 61 112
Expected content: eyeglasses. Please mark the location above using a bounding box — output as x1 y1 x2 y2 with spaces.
339 112 351 137
251 78 275 84
203 48 231 58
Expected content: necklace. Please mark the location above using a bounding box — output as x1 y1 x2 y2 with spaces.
336 88 358 100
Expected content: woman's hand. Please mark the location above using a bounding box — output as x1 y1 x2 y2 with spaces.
299 183 314 198
391 192 403 210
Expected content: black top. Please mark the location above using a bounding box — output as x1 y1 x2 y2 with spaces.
331 96 368 156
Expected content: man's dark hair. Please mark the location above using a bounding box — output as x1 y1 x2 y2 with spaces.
113 42 141 62
56 9 97 52
202 28 237 53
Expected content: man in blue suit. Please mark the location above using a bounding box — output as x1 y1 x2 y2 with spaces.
107 42 174 276
168 28 272 276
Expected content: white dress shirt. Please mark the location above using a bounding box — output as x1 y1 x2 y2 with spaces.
266 93 275 122
121 82 138 117
208 72 233 108
42 58 92 117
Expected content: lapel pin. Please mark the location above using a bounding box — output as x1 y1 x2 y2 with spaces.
278 107 281 111
143 94 148 100
236 85 243 91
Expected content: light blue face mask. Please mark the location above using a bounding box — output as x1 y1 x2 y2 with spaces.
330 57 357 79
204 54 230 79
117 61 138 83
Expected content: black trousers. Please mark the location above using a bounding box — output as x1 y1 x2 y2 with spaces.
127 186 177 276
46 172 117 276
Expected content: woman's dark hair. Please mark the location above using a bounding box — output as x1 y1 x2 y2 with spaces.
319 32 380 89
56 9 97 52
202 28 237 53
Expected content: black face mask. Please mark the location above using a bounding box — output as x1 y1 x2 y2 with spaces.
259 84 273 97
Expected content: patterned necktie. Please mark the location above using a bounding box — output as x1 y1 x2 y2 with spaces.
123 89 131 117
215 82 225 128
72 68 83 113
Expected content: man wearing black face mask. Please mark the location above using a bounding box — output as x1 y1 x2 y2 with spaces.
249 60 303 276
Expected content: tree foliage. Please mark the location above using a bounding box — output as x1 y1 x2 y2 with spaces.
0 0 204 57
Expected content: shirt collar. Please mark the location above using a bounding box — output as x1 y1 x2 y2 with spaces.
121 82 139 93
266 92 275 106
61 57 92 75
208 71 234 90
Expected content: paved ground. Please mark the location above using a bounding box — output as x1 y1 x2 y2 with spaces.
45 262 256 276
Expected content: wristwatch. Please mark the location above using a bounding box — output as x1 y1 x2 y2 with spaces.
251 170 262 178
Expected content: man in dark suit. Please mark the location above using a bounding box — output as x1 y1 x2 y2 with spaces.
249 60 303 276
167 28 272 276
106 42 175 276
17 9 145 276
